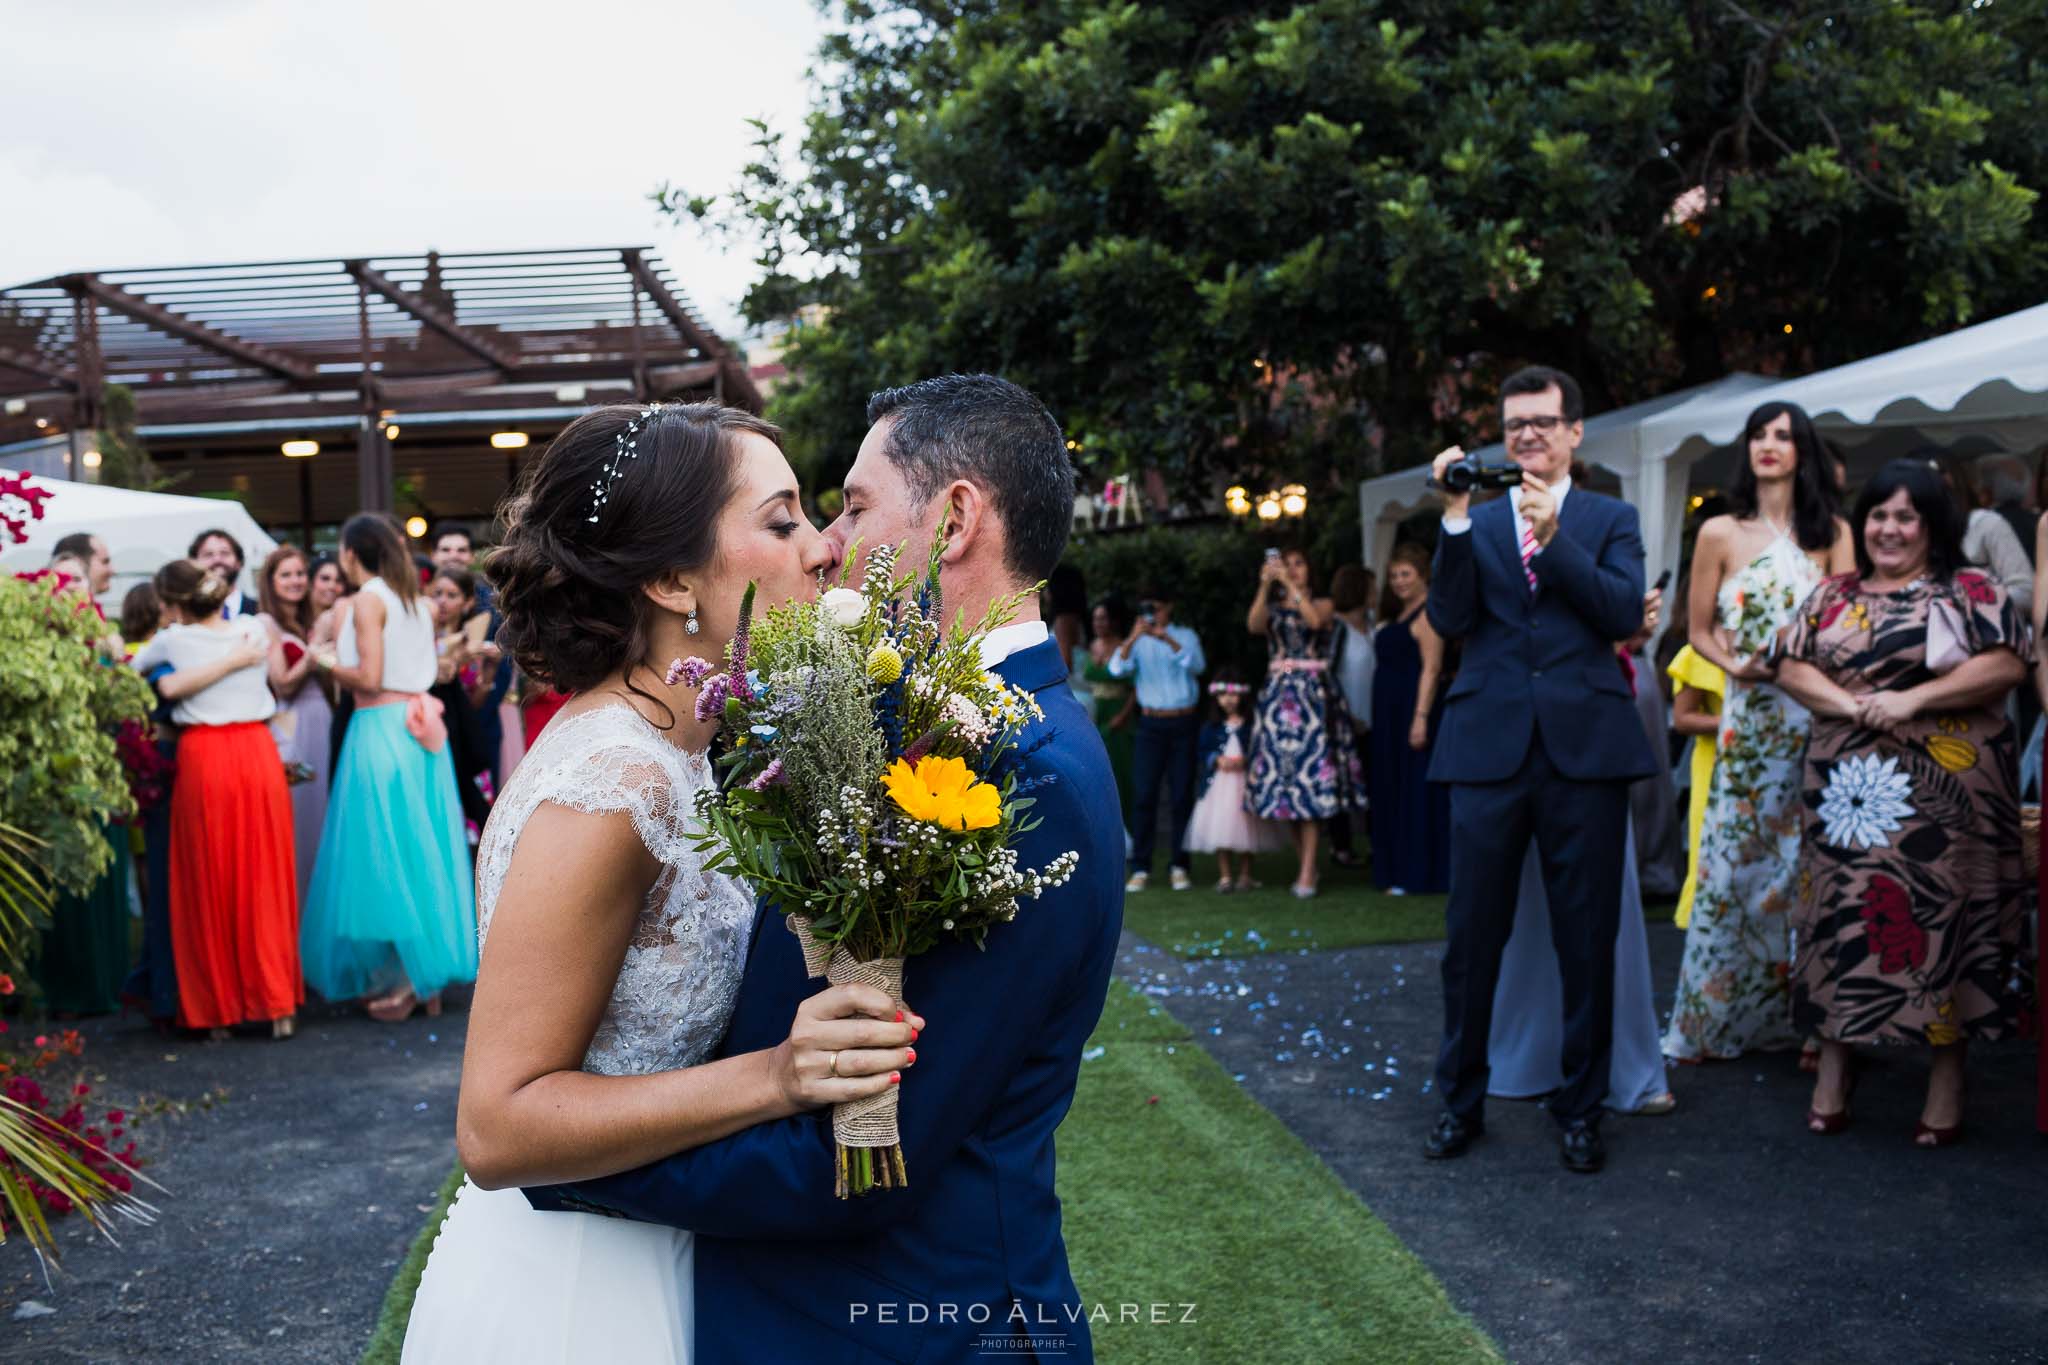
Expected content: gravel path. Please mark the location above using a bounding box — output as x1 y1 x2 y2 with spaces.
1116 923 2046 1365
0 1001 465 1364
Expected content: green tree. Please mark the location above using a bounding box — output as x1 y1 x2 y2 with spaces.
669 0 2046 497
95 384 176 492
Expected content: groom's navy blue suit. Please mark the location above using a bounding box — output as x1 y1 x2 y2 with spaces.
1426 485 1656 1125
527 637 1123 1364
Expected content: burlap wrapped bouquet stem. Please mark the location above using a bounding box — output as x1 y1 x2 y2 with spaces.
785 914 834 978
825 948 909 1196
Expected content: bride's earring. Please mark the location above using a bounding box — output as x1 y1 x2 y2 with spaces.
685 607 700 635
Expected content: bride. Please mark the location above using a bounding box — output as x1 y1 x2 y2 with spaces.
401 404 919 1363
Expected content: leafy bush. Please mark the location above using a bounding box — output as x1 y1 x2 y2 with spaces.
0 576 153 900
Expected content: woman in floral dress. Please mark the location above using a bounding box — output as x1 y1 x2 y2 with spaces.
1778 459 2031 1145
1663 403 1852 1062
1246 548 1366 898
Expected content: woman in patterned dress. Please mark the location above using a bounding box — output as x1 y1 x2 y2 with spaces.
1663 403 1852 1063
1778 459 2031 1145
1246 547 1367 898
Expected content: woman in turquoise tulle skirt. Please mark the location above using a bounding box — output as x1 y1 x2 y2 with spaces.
303 515 478 1020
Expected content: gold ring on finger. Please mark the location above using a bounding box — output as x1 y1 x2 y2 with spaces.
828 1050 840 1078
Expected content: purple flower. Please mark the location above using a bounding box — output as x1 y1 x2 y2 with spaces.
728 584 756 701
666 656 715 688
694 671 731 724
747 758 786 792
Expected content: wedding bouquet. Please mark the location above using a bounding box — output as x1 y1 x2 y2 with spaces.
683 538 1079 1197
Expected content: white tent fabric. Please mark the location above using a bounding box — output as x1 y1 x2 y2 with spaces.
1357 375 1770 575
1633 300 2048 582
1 469 276 611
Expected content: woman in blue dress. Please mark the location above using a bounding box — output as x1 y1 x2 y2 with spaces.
1369 544 1451 894
1246 547 1367 899
302 514 478 1021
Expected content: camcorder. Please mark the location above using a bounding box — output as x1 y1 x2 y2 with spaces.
1432 456 1524 494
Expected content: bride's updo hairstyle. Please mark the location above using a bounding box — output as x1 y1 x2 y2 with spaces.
489 403 783 705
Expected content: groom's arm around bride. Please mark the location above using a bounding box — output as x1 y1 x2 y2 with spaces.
527 375 1127 1365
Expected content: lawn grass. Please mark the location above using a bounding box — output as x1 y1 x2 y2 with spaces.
361 986 1497 1364
1120 851 1449 958
361 1164 464 1365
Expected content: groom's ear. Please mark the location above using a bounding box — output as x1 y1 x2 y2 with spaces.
641 571 696 619
935 479 990 566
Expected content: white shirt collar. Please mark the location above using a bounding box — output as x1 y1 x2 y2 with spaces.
978 619 1051 669
1511 471 1572 515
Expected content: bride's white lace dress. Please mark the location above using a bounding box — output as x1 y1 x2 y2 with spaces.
401 705 755 1364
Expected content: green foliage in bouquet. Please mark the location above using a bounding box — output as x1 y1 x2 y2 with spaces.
0 576 151 907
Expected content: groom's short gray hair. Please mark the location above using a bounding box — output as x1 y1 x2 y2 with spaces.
866 374 1076 583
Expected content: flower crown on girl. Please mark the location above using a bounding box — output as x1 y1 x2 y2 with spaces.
1207 680 1250 697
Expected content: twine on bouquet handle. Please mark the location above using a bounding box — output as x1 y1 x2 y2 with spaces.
824 949 909 1196
785 914 833 978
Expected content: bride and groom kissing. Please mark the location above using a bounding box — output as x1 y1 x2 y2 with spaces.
399 375 1125 1364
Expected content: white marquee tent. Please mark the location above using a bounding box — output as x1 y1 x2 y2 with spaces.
1 469 275 610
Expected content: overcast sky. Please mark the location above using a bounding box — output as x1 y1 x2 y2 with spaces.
0 0 826 338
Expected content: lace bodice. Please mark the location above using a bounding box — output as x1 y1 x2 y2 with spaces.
475 705 755 1076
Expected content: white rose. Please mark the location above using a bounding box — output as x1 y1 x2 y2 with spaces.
821 586 867 627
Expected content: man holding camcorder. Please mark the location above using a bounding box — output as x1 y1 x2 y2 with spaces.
1420 365 1658 1175
1110 584 1206 893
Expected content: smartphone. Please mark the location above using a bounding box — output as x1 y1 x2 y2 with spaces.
1264 548 1281 561
1653 569 1672 593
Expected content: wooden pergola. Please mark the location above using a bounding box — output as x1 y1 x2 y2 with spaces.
0 247 759 540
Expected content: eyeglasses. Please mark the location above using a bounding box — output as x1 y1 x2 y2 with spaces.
1504 416 1568 436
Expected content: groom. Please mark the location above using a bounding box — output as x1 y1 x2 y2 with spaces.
527 374 1126 1361
1421 365 1656 1175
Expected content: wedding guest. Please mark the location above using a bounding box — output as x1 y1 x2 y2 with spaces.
50 530 113 598
433 522 494 617
257 545 335 900
1186 671 1286 891
1046 563 1089 681
1247 547 1365 898
33 535 131 1016
1326 564 1377 869
310 552 355 781
1778 458 2030 1145
120 582 180 1025
1081 598 1138 841
1943 455 2034 612
131 561 300 1040
1369 544 1450 895
1111 584 1206 892
1664 643 1726 928
427 566 501 834
1664 401 1851 1063
189 528 252 619
302 513 477 1021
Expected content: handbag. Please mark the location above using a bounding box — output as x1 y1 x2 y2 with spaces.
1926 594 1972 675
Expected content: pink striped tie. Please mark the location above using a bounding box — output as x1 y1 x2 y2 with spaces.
1519 519 1540 593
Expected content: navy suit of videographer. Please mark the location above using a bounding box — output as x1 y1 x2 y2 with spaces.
1419 366 1658 1175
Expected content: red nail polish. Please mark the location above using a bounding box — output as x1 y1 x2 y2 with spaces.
911 1029 919 1043
905 1047 917 1065
889 1072 901 1085
895 1011 903 1023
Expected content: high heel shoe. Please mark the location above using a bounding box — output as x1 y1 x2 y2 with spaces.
271 1015 296 1040
367 990 443 1023
1806 1058 1859 1136
1912 1119 1964 1147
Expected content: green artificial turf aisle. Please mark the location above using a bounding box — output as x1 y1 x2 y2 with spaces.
362 1164 464 1363
1060 982 1496 1363
1119 852 1448 958
365 986 1495 1364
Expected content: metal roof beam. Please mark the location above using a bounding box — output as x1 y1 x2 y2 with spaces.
62 275 316 382
346 261 520 372
0 343 76 389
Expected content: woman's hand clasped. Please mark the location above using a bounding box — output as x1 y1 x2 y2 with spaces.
1855 688 1918 735
773 983 923 1111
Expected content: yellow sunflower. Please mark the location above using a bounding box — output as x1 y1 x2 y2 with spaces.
883 755 1001 831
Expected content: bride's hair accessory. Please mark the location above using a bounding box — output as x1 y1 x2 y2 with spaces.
589 404 661 524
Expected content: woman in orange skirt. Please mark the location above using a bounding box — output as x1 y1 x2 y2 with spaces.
131 560 302 1039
